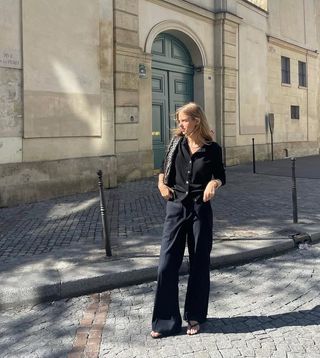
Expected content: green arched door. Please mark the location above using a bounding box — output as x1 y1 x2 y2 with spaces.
152 33 194 169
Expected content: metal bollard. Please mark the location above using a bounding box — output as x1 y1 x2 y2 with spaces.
97 170 112 257
270 132 274 161
252 138 256 174
291 158 298 223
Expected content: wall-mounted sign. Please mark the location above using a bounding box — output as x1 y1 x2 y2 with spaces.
0 49 21 69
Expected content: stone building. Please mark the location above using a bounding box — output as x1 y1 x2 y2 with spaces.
0 0 319 206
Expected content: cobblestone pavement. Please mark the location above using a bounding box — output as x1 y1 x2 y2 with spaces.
100 245 320 358
1 157 320 262
0 295 91 358
0 179 165 262
1 245 319 357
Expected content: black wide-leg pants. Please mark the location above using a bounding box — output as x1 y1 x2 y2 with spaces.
152 199 213 336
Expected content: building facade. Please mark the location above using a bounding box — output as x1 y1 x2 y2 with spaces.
0 0 319 206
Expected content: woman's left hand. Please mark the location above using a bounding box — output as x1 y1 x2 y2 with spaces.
203 180 218 202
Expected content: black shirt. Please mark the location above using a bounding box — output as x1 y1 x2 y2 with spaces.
162 137 226 203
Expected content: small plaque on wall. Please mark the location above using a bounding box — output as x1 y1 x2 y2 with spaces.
0 49 21 69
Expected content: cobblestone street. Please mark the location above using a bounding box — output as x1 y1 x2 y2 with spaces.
1 159 320 263
1 245 319 357
2 0 320 356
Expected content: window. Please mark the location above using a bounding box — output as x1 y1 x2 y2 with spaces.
298 61 307 87
291 105 300 119
281 56 290 84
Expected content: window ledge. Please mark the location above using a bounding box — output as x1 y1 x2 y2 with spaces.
298 85 307 89
281 83 291 87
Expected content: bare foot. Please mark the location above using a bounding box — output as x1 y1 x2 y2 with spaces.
150 330 162 338
187 320 200 335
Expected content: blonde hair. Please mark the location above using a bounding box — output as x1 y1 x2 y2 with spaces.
172 102 213 143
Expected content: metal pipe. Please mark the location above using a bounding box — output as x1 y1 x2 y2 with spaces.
291 158 298 223
252 138 256 174
97 170 112 256
270 131 274 161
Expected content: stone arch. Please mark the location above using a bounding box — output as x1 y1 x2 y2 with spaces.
144 20 207 68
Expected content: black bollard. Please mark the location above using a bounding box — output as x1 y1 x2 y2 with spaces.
97 170 112 256
252 138 256 174
291 158 298 223
270 131 274 161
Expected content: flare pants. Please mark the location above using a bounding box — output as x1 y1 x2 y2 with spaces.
151 199 213 336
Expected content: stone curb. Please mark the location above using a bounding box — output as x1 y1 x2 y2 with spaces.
0 237 301 311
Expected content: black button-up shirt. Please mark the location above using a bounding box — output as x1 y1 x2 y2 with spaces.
162 137 226 203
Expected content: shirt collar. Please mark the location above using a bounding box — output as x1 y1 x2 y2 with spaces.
182 136 209 153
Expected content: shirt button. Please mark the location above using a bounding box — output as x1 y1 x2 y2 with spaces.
186 181 189 184
187 171 190 174
189 160 192 164
186 191 189 194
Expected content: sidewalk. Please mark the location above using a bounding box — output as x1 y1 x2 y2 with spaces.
1 155 320 310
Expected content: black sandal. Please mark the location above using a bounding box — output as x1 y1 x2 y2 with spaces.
187 321 200 335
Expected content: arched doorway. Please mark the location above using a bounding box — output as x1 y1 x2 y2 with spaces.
151 33 194 169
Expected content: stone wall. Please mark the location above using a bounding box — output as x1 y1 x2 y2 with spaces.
0 0 23 165
226 141 319 166
0 68 22 164
114 0 153 181
0 0 117 206
1 0 319 206
0 156 117 207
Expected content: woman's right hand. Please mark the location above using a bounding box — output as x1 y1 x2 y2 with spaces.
158 183 173 200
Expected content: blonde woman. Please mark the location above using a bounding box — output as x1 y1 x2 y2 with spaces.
151 102 226 338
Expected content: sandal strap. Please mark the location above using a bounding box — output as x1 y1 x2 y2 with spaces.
188 321 200 328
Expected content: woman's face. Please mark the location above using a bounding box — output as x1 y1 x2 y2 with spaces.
177 112 197 136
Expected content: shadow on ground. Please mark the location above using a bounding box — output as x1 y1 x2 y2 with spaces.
204 306 320 334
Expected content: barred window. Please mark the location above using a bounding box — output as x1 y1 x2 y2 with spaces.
298 61 307 87
291 105 300 120
281 56 290 84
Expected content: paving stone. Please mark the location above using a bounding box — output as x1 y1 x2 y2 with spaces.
97 247 320 358
1 162 320 264
2 248 320 357
1 160 320 357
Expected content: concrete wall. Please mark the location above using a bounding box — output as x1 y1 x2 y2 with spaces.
0 156 117 207
265 0 319 159
22 0 115 161
1 0 320 206
0 0 117 207
268 0 317 50
0 0 22 165
113 0 153 182
214 12 241 165
237 2 268 139
315 0 320 147
224 0 319 164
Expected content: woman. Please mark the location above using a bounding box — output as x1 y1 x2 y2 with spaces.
151 102 226 338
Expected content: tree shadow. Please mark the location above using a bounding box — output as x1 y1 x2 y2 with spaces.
204 305 320 334
0 295 92 357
